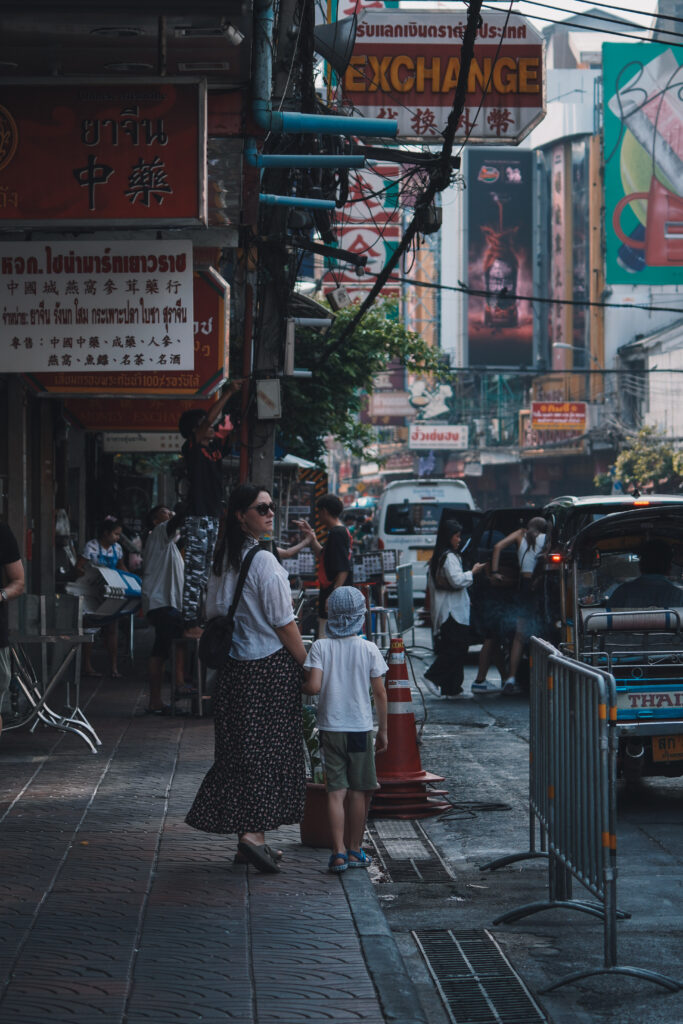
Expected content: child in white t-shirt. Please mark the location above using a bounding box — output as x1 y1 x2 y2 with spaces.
303 586 388 874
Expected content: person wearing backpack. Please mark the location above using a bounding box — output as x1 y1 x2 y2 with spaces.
424 519 486 698
490 517 549 695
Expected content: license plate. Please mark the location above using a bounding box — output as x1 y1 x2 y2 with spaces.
416 550 432 561
651 735 683 762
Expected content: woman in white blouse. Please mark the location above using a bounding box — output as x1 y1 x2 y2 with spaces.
425 519 486 698
185 483 308 874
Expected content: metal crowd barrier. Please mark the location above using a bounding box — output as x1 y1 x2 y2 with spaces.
488 637 680 993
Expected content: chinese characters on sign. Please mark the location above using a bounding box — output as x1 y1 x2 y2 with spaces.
1 241 194 372
26 268 228 396
340 12 544 143
0 82 205 226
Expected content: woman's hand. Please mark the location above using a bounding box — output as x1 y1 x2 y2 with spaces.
292 518 314 539
472 562 487 575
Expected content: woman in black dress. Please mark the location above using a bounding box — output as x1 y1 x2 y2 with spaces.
186 483 307 873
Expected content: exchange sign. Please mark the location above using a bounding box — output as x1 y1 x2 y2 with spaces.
342 11 544 143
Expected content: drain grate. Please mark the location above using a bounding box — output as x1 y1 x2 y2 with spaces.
367 821 455 883
413 929 548 1024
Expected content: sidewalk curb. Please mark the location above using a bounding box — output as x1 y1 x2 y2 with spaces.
343 869 429 1024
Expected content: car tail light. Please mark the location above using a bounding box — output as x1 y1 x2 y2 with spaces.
377 537 385 550
633 500 650 506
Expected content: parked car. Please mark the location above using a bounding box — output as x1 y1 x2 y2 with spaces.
559 505 683 780
374 479 477 599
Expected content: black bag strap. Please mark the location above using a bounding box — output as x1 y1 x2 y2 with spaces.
225 544 262 622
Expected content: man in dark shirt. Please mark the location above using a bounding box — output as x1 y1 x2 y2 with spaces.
296 494 354 637
178 379 242 636
609 539 683 609
0 522 25 737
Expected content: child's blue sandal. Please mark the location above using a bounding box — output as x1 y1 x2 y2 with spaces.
328 852 348 874
347 849 372 868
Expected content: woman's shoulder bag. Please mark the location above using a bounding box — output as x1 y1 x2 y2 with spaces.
434 550 456 591
198 545 261 669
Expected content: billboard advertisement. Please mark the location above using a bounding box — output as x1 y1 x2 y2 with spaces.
0 81 205 227
341 11 544 143
466 149 534 367
603 43 683 285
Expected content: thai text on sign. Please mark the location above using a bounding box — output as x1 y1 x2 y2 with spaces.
341 12 544 143
409 423 469 449
0 241 194 372
0 82 205 226
531 402 587 431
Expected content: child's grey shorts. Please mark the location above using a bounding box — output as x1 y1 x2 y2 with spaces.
319 729 378 792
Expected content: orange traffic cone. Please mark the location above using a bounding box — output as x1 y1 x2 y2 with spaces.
371 636 450 819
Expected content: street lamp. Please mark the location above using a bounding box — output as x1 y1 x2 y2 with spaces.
551 343 601 367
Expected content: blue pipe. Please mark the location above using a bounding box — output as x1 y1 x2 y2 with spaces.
252 0 397 139
259 194 336 209
244 141 365 168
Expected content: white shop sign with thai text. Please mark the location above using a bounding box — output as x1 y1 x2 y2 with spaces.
409 423 469 449
0 240 193 372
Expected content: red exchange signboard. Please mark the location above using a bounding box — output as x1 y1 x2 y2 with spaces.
23 268 228 398
341 12 545 143
0 80 206 227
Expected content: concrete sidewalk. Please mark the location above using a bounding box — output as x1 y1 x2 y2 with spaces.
0 668 424 1024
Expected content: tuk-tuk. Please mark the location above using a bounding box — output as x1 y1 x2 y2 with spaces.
559 506 683 780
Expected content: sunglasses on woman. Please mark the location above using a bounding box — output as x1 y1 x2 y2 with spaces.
249 502 276 516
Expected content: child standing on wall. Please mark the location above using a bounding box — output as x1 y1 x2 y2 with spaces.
302 586 388 874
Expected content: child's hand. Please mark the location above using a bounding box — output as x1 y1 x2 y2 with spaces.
375 728 388 755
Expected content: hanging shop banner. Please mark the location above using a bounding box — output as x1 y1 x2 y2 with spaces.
548 144 572 369
341 12 544 143
466 149 534 367
603 44 683 286
0 80 206 227
22 266 227 396
1 240 194 373
320 163 401 303
101 432 182 452
409 423 468 449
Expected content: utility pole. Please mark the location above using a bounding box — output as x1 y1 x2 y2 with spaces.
249 0 306 492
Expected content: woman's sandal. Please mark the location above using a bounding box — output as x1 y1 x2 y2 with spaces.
328 852 348 874
236 840 280 874
234 844 283 866
346 849 373 868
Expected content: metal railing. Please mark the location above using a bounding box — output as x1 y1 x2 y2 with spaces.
486 637 680 993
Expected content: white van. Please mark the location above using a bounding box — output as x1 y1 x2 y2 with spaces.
375 479 477 598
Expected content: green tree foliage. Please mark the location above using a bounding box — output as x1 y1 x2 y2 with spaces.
279 300 446 464
613 426 681 492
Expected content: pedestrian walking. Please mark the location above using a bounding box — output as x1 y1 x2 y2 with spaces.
0 521 25 739
185 482 307 874
425 519 486 697
490 516 549 695
77 515 128 678
141 505 187 715
302 586 388 873
294 493 353 638
177 378 243 638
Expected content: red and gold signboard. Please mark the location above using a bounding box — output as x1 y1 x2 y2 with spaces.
23 268 228 397
531 401 587 431
0 80 206 226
